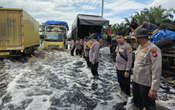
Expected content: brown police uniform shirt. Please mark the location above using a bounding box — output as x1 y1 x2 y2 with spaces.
115 42 133 71
84 41 89 57
75 40 82 50
70 40 75 50
89 40 100 63
133 41 162 91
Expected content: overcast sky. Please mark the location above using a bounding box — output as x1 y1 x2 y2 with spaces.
0 0 175 30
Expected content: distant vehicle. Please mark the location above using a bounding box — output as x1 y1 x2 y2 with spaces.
43 20 69 49
71 14 109 39
0 8 40 57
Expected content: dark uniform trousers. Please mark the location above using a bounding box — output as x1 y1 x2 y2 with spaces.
84 56 91 68
107 36 112 44
117 70 131 96
91 62 99 77
76 48 83 56
76 49 81 56
71 47 75 56
132 82 157 110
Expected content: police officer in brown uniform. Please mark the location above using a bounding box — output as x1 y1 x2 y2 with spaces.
89 34 100 79
75 39 82 56
70 38 75 56
83 37 91 68
115 32 133 96
133 28 162 110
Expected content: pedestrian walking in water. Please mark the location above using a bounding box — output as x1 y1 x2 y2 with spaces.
70 38 75 56
115 32 133 97
89 34 100 79
133 28 162 110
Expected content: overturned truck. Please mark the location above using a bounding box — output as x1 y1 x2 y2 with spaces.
71 14 109 39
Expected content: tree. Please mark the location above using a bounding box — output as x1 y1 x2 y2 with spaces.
112 5 175 35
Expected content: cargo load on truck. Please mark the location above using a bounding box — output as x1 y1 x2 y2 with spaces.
153 30 175 76
0 8 40 57
72 14 109 39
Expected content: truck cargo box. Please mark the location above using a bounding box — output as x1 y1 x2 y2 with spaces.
0 8 40 56
72 14 109 39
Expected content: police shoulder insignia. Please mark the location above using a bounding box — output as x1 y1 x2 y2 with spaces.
86 42 90 47
151 48 157 57
128 47 132 53
94 44 96 47
144 48 149 52
140 53 145 57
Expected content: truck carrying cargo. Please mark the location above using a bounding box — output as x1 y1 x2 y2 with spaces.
43 20 69 49
71 14 109 39
0 8 40 57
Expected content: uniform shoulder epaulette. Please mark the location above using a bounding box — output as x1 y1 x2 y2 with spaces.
128 47 132 53
151 47 158 57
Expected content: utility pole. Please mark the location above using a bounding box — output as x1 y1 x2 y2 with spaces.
101 0 104 17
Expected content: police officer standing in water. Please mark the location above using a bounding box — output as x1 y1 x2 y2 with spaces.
89 34 100 79
83 37 91 69
133 28 162 110
70 38 75 56
115 32 133 97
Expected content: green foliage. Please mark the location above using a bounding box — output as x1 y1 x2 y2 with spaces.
40 23 45 33
111 5 175 37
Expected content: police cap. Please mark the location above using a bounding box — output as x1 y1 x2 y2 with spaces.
135 28 149 38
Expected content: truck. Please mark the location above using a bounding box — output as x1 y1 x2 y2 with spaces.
43 20 69 49
71 14 109 39
0 8 40 57
155 38 175 76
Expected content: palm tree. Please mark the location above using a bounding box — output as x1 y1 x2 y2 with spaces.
112 6 175 35
133 6 174 28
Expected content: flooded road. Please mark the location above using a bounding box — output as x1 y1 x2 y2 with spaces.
0 47 175 110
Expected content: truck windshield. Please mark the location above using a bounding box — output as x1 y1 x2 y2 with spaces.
46 25 66 32
45 32 63 42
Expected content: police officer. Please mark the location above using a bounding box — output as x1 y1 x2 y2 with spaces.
133 28 162 110
80 38 84 57
115 32 133 96
89 34 100 79
83 37 91 68
75 39 82 56
70 38 75 56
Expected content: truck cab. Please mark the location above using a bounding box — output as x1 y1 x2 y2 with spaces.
43 21 69 49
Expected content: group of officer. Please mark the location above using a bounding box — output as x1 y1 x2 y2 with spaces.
115 27 162 110
69 34 101 80
69 25 162 110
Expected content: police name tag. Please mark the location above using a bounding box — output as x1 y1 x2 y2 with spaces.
119 49 124 52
